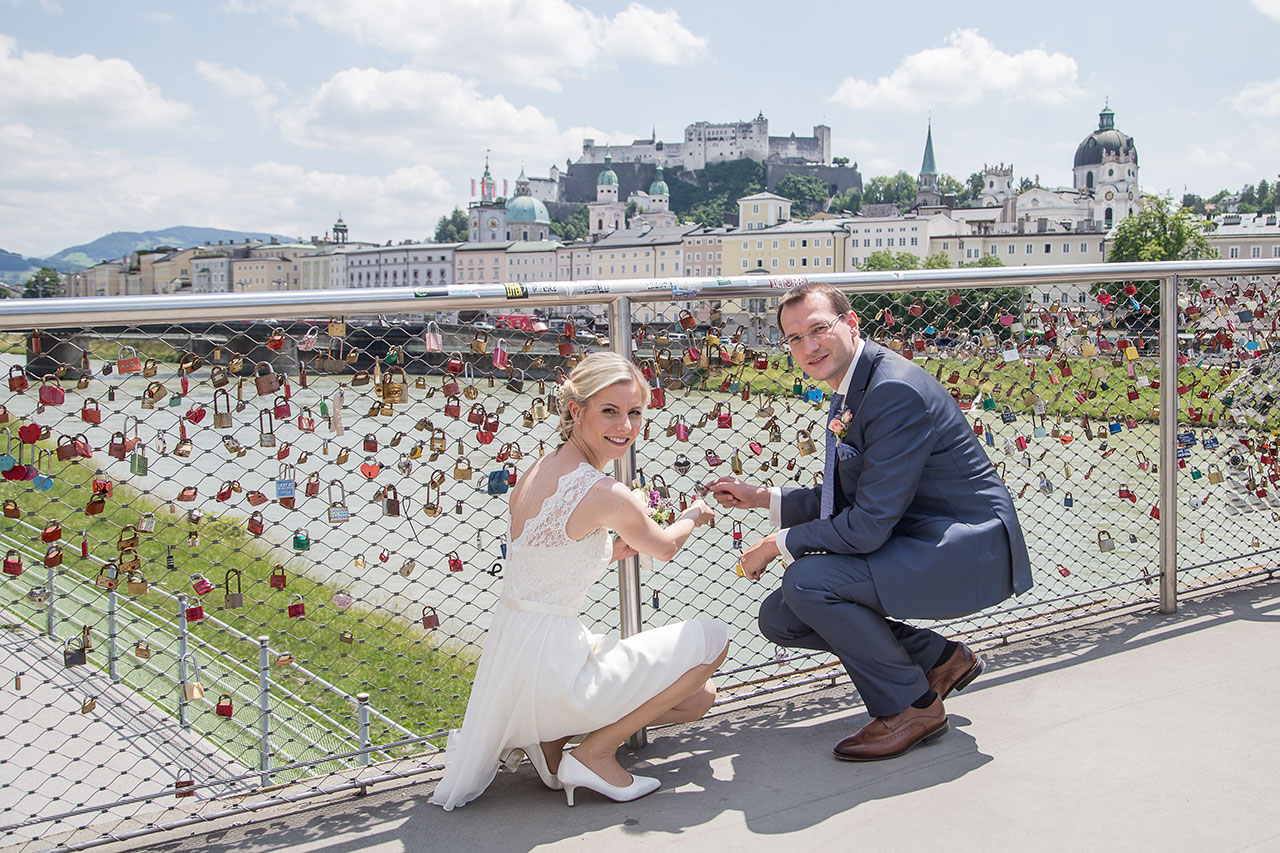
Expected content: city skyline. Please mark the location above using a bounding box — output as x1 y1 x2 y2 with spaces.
2 0 1279 257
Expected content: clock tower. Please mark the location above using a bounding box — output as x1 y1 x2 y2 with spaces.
467 155 508 243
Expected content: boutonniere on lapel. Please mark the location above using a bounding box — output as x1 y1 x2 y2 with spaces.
828 405 853 439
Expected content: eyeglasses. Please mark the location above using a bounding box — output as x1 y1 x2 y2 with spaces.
779 315 846 350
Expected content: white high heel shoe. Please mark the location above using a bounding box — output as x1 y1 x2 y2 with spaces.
557 753 660 806
501 745 562 791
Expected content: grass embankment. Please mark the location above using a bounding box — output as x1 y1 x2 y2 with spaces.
0 429 474 751
672 354 1256 426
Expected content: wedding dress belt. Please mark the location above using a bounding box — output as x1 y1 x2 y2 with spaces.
501 596 579 618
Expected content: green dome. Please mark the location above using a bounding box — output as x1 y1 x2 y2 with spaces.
648 165 668 196
506 194 550 224
597 152 618 186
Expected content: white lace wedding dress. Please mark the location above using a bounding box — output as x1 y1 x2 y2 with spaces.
432 462 728 811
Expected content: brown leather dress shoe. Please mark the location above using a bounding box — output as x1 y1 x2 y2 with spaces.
832 696 948 761
927 642 984 701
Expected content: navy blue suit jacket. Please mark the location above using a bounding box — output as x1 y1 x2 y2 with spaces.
781 339 1033 619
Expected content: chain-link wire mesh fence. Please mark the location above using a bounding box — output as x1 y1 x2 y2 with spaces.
0 263 1276 850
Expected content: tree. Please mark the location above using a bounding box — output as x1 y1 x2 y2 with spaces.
832 156 850 166
1019 177 1034 192
922 252 952 269
830 186 861 214
1181 193 1207 216
1099 195 1218 322
776 174 831 217
959 254 1005 268
434 208 468 243
964 172 985 205
862 171 918 212
22 266 60 299
549 206 588 241
859 250 920 271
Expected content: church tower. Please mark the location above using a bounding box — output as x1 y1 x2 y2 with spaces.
468 155 508 243
332 213 348 244
915 121 941 208
588 151 625 238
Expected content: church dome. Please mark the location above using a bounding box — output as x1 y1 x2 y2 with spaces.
597 152 618 186
1074 107 1137 168
648 165 669 196
506 194 549 224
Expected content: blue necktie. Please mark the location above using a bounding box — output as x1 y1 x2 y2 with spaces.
820 391 845 520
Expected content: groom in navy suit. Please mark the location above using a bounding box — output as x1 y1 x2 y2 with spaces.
708 282 1032 760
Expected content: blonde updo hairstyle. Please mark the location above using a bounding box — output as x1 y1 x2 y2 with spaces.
555 352 650 444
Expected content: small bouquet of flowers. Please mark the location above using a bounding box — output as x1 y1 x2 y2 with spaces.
633 485 678 527
632 483 679 573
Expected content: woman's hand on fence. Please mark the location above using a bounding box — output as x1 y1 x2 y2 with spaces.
610 535 639 564
679 497 715 529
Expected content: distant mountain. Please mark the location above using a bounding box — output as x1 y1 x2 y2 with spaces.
0 247 36 272
42 226 298 271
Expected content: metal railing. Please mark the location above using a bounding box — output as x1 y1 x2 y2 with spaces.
1 259 1278 851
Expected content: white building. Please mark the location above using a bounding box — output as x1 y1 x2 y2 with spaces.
345 243 457 289
579 113 830 172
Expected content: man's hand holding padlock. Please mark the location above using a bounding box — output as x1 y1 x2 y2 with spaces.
706 477 779 580
704 476 768 510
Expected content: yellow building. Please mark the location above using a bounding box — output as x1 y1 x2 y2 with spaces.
588 225 693 279
724 219 848 275
737 191 792 231
506 240 559 282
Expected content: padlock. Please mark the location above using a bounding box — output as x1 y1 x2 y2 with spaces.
215 693 234 717
269 564 288 589
287 594 305 619
797 429 816 456
134 640 152 659
1097 530 1115 552
422 606 440 630
3 549 22 576
247 511 265 536
181 654 204 699
382 485 401 516
185 599 205 622
328 481 350 523
95 562 119 589
447 551 463 572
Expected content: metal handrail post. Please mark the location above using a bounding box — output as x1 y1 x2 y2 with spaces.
1159 275 1179 613
257 636 272 788
107 587 119 683
609 297 647 750
177 593 189 730
356 693 371 767
45 562 55 637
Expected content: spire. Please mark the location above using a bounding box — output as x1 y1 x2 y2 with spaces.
920 121 937 176
1098 105 1115 131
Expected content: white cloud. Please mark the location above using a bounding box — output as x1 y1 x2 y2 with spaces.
0 123 455 256
279 66 580 162
830 29 1081 111
1251 0 1280 21
1187 146 1252 172
1228 77 1280 116
196 60 277 119
227 0 706 90
0 35 189 129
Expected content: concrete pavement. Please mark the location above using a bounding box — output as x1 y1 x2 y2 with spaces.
57 577 1280 853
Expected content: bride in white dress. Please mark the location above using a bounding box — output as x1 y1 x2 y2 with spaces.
432 352 730 810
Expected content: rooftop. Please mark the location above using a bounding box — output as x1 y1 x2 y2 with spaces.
105 578 1280 853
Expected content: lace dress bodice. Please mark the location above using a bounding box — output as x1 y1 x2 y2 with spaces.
501 462 611 613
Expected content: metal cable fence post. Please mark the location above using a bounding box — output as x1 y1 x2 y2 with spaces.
107 586 119 683
1160 274 1178 614
609 296 646 750
177 592 189 730
44 561 55 638
257 635 272 788
356 692 370 767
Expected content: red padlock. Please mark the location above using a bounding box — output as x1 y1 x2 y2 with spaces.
3 550 22 576
7 366 28 393
247 511 265 536
185 600 205 622
718 405 733 429
445 353 465 375
215 694 234 717
649 386 665 409
447 551 463 573
38 376 65 406
191 573 214 595
273 396 291 419
422 606 440 629
287 594 305 619
175 772 194 798
269 565 287 589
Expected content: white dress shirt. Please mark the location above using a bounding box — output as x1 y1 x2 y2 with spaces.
769 336 864 564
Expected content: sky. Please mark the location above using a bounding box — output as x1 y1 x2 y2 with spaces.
2 0 1279 258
